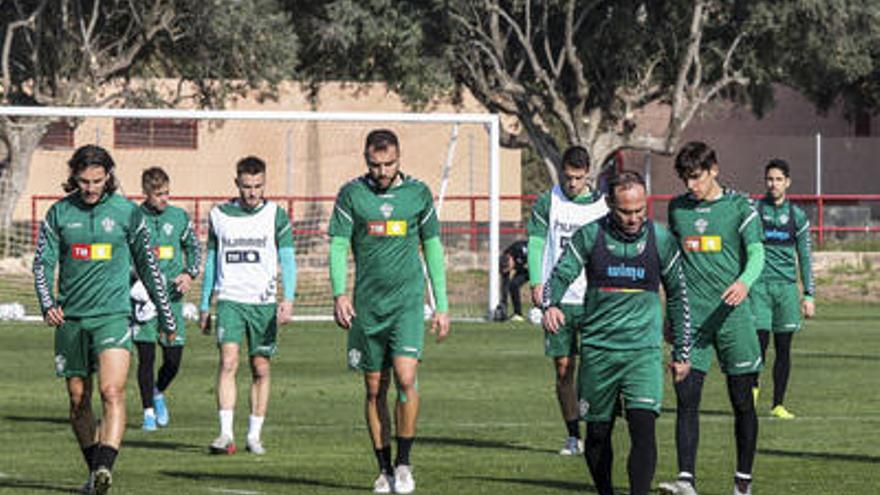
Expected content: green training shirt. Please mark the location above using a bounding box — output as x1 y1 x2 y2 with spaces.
546 219 692 360
140 203 201 301
33 192 176 331
328 173 440 310
757 197 814 297
668 191 763 325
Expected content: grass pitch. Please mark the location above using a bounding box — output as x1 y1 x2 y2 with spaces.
1 302 878 494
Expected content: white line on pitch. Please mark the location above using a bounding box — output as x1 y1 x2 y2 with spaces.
208 488 262 495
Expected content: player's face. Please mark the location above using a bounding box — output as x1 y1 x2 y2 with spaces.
560 164 589 198
683 165 719 201
765 167 790 201
612 184 647 235
235 172 265 209
366 145 400 190
75 165 109 205
145 184 170 212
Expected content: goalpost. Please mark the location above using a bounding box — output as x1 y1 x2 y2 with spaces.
0 106 502 322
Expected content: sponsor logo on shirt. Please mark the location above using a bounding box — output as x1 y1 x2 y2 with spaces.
607 263 646 281
764 229 791 242
66 222 83 229
163 222 174 236
222 236 267 248
552 219 580 234
683 236 722 252
71 243 113 260
225 250 260 263
368 220 407 236
154 246 175 259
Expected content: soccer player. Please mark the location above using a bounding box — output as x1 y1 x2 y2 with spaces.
497 239 529 321
131 167 201 431
328 129 450 494
544 170 691 495
659 142 765 495
33 145 178 495
752 159 815 419
198 156 296 456
526 145 608 455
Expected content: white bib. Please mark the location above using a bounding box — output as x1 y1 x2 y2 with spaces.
211 202 279 304
542 185 609 304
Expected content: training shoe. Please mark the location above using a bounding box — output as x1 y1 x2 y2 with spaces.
372 473 393 494
510 314 525 322
658 480 698 495
752 386 760 406
154 394 169 427
558 436 582 456
393 464 415 494
142 411 157 432
733 479 752 495
246 437 266 455
93 467 112 495
79 471 95 494
209 434 237 455
770 405 795 419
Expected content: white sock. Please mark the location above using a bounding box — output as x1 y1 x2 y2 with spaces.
247 415 264 441
219 409 234 439
144 407 155 417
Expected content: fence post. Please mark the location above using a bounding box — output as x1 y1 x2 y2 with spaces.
817 195 824 247
470 197 477 252
31 196 38 246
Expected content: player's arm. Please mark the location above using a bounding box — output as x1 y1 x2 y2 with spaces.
276 207 296 324
794 206 816 317
542 226 591 333
328 187 356 329
33 208 62 325
723 201 765 306
129 209 177 336
526 193 550 305
199 217 218 333
657 225 692 382
417 185 449 341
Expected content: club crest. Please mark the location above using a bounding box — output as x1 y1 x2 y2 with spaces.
380 203 394 219
101 217 115 233
694 218 708 234
163 222 174 236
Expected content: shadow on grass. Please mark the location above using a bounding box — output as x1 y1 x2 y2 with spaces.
794 351 880 362
760 448 880 464
419 435 557 454
161 470 363 490
457 475 596 492
3 415 68 426
0 479 78 493
659 407 731 416
122 439 204 453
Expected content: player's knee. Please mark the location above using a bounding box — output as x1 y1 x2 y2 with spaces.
727 374 757 414
251 362 270 382
68 391 91 416
219 356 239 375
99 383 125 405
675 369 705 410
586 420 613 444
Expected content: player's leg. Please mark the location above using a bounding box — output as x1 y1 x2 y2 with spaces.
584 419 615 495
134 341 157 430
154 302 185 427
365 370 394 492
626 409 657 495
771 332 794 410
555 355 581 453
726 372 759 494
509 271 528 319
93 347 131 494
769 283 800 418
246 354 271 454
67 376 99 470
579 345 624 495
670 368 705 492
619 347 662 495
211 301 246 453
391 357 419 494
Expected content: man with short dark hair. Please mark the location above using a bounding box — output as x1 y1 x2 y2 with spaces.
659 142 765 495
199 156 297 456
544 170 692 495
329 129 450 494
132 166 200 431
527 145 608 455
752 158 815 419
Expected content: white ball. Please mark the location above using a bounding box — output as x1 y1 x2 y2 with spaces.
529 307 543 325
423 304 434 321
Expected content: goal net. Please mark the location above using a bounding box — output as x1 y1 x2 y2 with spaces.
0 106 503 322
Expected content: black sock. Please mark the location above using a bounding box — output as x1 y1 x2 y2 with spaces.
81 443 99 471
157 345 184 392
395 437 415 466
566 419 580 439
772 333 793 407
94 445 119 471
674 369 705 477
626 409 656 495
374 446 393 474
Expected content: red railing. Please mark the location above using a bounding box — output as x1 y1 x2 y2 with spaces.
30 193 880 248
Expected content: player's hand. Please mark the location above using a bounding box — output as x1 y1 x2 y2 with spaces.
531 284 543 307
277 300 294 325
542 306 565 334
802 299 815 319
164 331 178 344
669 360 691 383
430 311 450 343
199 310 212 335
334 295 356 330
173 273 193 294
721 280 749 306
44 306 65 327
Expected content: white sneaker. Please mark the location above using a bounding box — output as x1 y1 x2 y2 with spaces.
558 436 582 455
658 480 698 495
246 437 266 455
393 464 415 494
93 467 112 495
209 434 237 455
372 473 393 494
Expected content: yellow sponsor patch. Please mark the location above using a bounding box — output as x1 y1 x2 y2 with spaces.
91 243 113 260
158 246 175 259
386 220 407 236
684 236 722 252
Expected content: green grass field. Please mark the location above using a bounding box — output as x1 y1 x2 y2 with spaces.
1 302 879 494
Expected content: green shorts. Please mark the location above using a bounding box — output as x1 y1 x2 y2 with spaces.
761 282 802 333
749 280 772 331
544 304 583 358
577 346 663 422
54 314 132 378
690 303 763 375
347 299 424 372
132 301 186 346
216 300 277 357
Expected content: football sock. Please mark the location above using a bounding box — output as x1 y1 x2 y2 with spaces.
566 419 580 439
772 332 793 407
81 443 99 470
375 446 393 474
395 436 414 466
135 342 156 409
674 369 705 476
94 445 118 471
219 409 234 439
247 415 264 441
157 345 183 391
626 409 656 495
584 420 614 495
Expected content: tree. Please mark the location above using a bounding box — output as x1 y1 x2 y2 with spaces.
0 0 299 255
292 0 880 183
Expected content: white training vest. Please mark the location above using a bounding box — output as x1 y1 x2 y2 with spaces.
542 185 609 304
211 202 279 304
